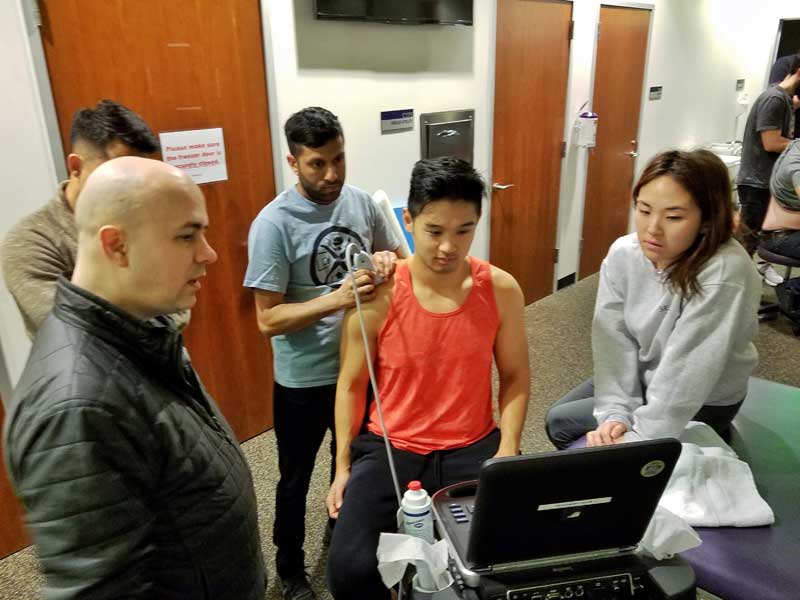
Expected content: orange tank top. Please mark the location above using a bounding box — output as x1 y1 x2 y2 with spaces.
367 257 499 454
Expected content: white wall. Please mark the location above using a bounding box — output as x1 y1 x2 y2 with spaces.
0 1 60 402
260 0 497 259
557 0 800 281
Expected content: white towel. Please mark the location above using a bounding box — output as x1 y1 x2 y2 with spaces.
657 422 775 527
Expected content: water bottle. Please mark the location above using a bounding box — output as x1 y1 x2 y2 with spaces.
401 480 434 543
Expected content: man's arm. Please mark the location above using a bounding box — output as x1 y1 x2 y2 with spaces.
326 283 391 518
252 269 376 337
760 129 792 153
7 405 156 597
491 267 530 457
757 95 794 153
1 228 70 336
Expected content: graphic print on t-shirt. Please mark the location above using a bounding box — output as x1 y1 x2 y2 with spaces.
311 225 367 286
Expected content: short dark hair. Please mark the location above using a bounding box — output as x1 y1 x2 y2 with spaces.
633 149 733 298
284 107 344 156
69 99 159 155
790 53 800 76
407 157 484 218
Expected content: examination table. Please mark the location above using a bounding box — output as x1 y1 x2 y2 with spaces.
567 377 799 600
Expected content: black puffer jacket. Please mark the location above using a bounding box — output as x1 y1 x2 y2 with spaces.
3 279 267 599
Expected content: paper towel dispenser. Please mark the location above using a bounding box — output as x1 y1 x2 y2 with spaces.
420 109 474 164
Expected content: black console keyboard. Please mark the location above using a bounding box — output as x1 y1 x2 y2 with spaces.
502 571 647 599
447 557 665 600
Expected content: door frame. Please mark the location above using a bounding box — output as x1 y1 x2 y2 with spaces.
574 1 656 280
19 1 66 182
769 18 800 89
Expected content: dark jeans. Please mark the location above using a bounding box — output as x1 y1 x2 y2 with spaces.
737 185 771 255
762 229 800 261
273 382 336 579
545 378 745 449
326 429 501 600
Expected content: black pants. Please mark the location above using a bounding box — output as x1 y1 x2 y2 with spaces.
737 184 771 255
326 430 500 600
545 378 745 449
273 382 336 579
762 229 800 260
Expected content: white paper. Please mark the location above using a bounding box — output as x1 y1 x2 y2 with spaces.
640 505 702 560
377 533 453 593
160 128 227 184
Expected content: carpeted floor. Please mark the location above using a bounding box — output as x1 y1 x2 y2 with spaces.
0 273 797 599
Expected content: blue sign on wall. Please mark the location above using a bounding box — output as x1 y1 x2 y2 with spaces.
381 109 414 133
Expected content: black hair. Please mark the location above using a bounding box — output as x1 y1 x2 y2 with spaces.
790 53 800 76
284 107 344 156
407 157 484 218
69 99 159 155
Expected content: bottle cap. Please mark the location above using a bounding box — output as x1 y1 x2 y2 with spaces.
407 480 422 491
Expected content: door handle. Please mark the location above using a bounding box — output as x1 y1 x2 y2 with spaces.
492 182 516 190
625 151 639 157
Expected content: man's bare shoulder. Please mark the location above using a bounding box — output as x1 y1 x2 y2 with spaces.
489 264 523 297
343 272 396 334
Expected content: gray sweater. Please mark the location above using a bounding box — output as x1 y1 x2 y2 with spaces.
2 183 189 337
1 183 76 337
592 234 760 440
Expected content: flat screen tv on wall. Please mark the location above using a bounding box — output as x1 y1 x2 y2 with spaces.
315 0 473 26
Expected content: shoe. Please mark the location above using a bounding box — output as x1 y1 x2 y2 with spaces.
757 261 784 286
280 572 316 600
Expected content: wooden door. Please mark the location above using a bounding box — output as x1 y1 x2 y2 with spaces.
0 401 30 559
491 0 572 304
579 5 650 278
39 1 275 441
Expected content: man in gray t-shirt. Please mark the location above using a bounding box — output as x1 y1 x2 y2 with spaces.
770 139 800 211
243 107 403 599
736 55 800 255
762 139 800 261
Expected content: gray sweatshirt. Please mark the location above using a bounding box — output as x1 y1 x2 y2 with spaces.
592 233 760 440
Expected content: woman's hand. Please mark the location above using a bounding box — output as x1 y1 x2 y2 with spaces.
586 420 628 447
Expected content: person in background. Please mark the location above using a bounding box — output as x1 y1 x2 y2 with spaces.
761 138 800 260
736 54 800 285
4 157 266 599
243 106 403 600
326 157 529 599
1 99 189 336
769 48 800 138
546 149 760 449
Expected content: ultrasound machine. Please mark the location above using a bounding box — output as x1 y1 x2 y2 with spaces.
429 439 696 600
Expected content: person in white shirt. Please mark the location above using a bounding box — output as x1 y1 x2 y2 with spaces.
546 149 761 449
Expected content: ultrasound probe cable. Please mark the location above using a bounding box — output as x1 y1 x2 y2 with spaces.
344 243 403 507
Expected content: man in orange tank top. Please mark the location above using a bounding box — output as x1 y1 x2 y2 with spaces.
325 157 530 599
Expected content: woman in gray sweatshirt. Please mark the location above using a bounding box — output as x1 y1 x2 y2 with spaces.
546 149 761 449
